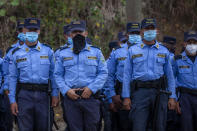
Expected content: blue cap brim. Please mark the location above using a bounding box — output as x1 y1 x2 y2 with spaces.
25 25 40 29
186 37 197 41
120 37 127 42
70 27 85 32
128 29 140 33
17 25 24 29
142 23 156 28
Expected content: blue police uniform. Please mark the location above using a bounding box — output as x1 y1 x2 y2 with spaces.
122 19 176 131
172 31 197 131
54 20 108 130
8 18 58 131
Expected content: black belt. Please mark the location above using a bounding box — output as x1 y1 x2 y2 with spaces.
17 83 48 92
134 78 161 89
177 87 197 96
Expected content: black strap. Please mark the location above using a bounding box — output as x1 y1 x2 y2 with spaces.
17 83 48 92
177 87 197 96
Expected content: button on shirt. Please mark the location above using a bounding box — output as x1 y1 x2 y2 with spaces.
54 43 108 95
8 42 58 103
122 41 176 98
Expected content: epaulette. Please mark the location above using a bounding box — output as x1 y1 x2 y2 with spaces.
6 46 14 54
12 47 20 55
90 45 101 50
54 47 61 53
174 55 182 60
60 46 69 51
42 43 52 49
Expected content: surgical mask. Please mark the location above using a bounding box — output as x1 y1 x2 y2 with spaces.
73 34 86 54
17 33 26 42
25 32 38 43
186 44 197 55
128 34 142 44
68 37 73 45
143 30 157 41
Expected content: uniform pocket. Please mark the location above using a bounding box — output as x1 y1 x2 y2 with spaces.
84 59 98 76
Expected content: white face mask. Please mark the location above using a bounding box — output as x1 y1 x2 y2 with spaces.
186 44 197 55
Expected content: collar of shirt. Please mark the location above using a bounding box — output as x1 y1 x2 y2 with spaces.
68 42 91 52
181 51 197 64
22 41 42 52
139 40 160 49
11 40 20 48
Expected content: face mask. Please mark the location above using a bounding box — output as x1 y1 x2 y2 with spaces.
68 37 73 44
128 34 142 44
186 44 197 55
17 33 26 42
73 34 86 54
26 32 38 43
143 30 157 41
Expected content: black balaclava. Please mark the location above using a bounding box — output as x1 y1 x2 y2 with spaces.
73 34 86 54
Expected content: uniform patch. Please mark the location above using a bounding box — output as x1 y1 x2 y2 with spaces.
88 56 97 60
16 58 27 63
132 54 143 59
40 56 48 59
179 65 190 69
64 57 73 60
117 57 126 61
157 54 165 58
140 44 144 48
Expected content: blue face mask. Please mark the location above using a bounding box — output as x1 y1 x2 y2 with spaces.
68 37 73 44
25 32 38 43
17 33 26 42
128 34 142 44
143 30 157 41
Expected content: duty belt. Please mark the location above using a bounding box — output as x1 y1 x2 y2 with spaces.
17 83 48 92
177 87 197 96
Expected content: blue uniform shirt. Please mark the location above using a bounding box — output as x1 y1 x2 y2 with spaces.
54 43 108 95
3 41 22 91
0 58 4 94
8 41 58 104
106 45 129 98
172 51 197 90
122 41 176 98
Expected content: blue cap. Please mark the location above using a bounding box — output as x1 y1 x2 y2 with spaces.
70 20 86 32
184 31 197 42
63 24 71 35
24 18 40 29
163 36 176 45
118 32 127 42
17 20 24 29
141 18 156 29
109 40 119 50
127 22 141 33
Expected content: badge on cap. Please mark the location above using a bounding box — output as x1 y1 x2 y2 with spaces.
73 21 81 25
29 20 37 24
188 31 196 35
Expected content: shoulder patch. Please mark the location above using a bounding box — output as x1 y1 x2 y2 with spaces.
42 43 52 49
6 46 14 53
54 47 61 53
90 45 101 50
174 55 182 60
12 47 20 55
60 46 69 51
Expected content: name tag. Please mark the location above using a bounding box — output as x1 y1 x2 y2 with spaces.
117 57 126 61
64 57 73 61
88 56 97 60
132 54 143 59
16 58 27 63
40 56 48 59
157 54 166 58
179 66 190 69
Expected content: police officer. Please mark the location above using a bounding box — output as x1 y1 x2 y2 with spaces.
162 36 180 131
173 31 197 131
54 20 108 131
8 18 59 131
122 18 176 131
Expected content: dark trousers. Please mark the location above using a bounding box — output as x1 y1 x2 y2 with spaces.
0 94 13 131
129 88 168 131
17 90 50 131
166 110 180 131
179 93 197 131
63 96 101 131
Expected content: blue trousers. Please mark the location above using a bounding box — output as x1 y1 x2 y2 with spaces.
129 88 168 131
0 94 13 131
179 93 197 131
17 90 50 131
63 96 100 131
